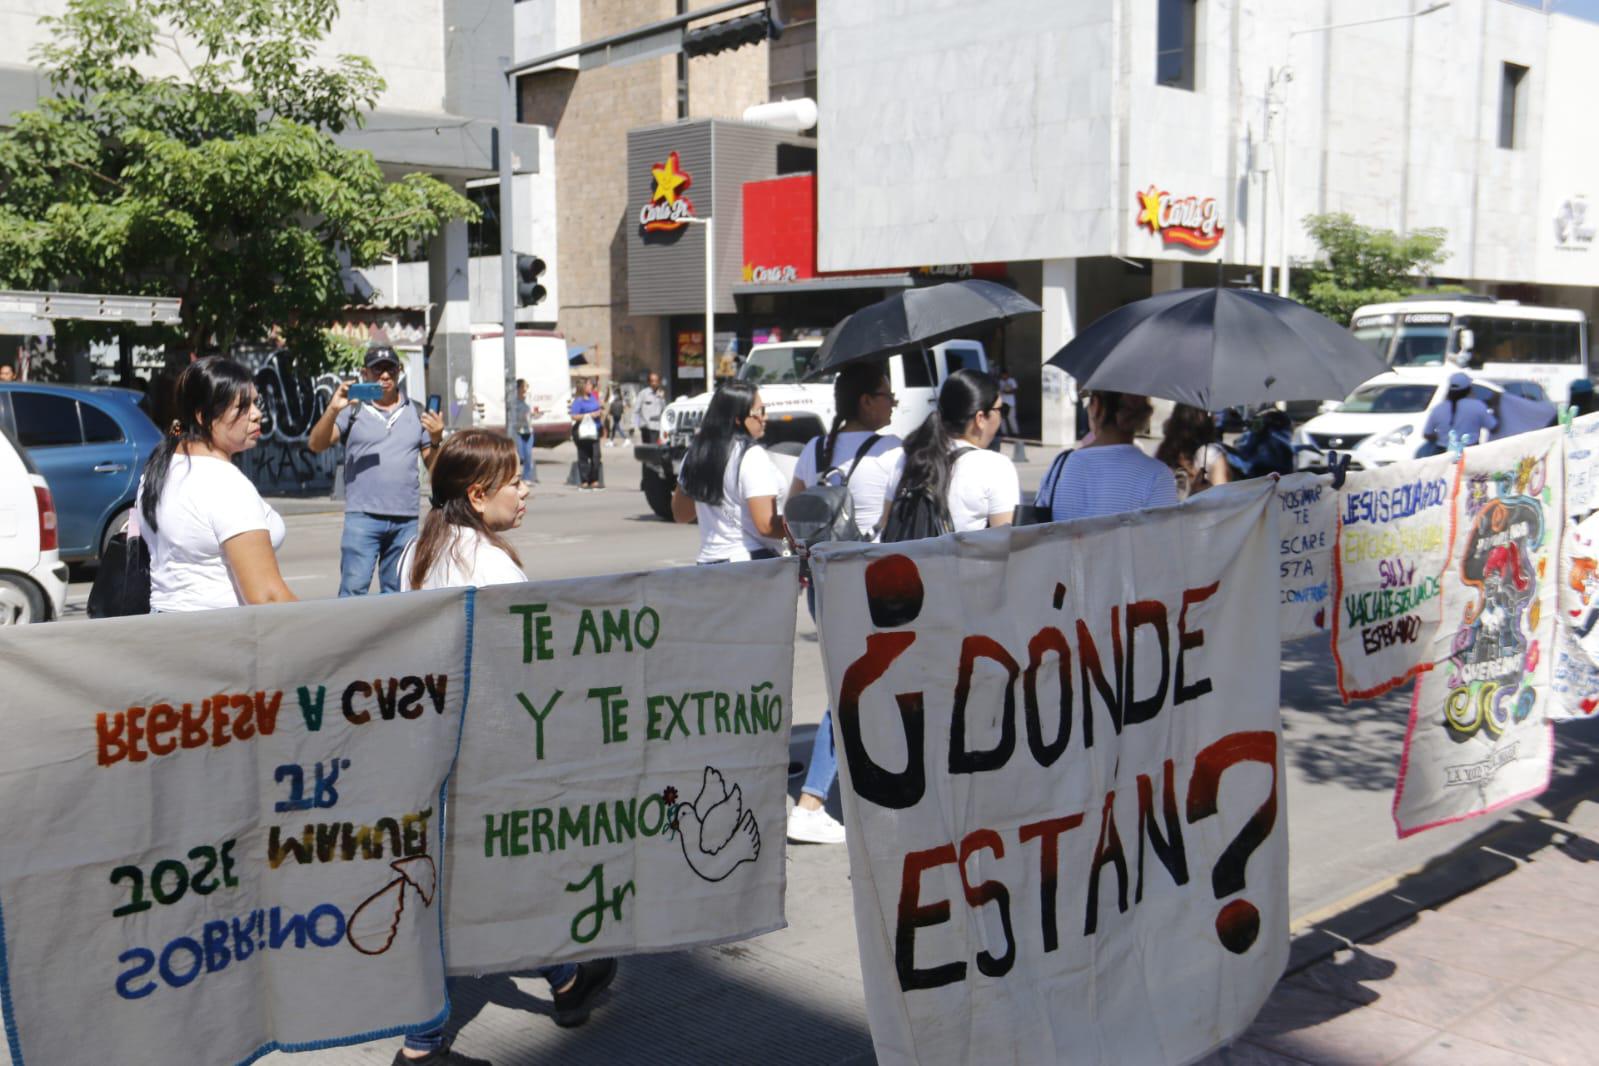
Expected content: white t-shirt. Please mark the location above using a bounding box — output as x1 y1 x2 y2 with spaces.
141 455 286 612
1049 443 1180 522
693 444 785 562
792 430 902 535
881 443 1021 533
398 525 526 590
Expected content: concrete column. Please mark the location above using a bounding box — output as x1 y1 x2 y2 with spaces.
1040 257 1078 447
428 218 473 428
1151 259 1184 293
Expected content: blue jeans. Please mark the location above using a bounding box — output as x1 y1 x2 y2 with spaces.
516 432 537 483
801 583 838 803
404 966 578 1053
338 512 418 596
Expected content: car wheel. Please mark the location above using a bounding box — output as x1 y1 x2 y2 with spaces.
0 573 47 625
101 506 133 559
641 468 675 520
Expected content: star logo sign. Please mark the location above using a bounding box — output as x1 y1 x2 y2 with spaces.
651 151 691 205
1134 183 1224 251
1136 186 1165 233
641 151 696 232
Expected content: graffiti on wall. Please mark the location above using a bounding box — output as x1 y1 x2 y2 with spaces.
237 352 354 494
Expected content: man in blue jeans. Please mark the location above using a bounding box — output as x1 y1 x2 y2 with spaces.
308 347 445 595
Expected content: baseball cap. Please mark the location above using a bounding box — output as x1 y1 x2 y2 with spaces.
365 346 400 370
1448 371 1472 390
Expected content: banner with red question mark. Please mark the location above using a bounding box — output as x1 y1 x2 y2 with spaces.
812 479 1287 1066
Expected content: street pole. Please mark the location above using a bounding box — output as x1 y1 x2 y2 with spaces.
704 216 715 397
498 56 518 433
1278 100 1291 297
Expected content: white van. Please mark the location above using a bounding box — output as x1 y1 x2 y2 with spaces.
0 425 67 624
469 326 573 445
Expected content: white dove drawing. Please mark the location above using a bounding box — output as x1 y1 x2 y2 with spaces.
672 766 761 882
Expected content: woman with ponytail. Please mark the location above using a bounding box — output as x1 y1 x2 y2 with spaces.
137 356 296 611
786 361 901 536
670 380 786 563
880 367 1019 534
399 430 530 589
784 361 901 846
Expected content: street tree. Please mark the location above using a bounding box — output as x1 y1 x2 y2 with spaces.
0 0 476 374
1291 213 1450 324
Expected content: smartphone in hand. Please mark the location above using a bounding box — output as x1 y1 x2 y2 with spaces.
427 394 443 414
347 382 384 403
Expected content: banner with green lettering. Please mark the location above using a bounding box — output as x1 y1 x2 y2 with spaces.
0 589 468 1065
444 559 799 974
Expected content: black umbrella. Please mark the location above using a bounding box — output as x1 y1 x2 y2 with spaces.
808 279 1041 376
1046 287 1389 410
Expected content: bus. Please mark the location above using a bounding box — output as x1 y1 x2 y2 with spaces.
1349 296 1589 403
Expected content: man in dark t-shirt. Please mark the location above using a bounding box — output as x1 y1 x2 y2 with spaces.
308 347 444 594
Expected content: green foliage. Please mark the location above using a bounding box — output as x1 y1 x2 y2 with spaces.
0 0 476 375
1291 213 1451 324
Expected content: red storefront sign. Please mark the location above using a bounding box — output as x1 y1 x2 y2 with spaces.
742 174 1006 284
1135 184 1226 251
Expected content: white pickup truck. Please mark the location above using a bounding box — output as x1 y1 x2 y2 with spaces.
634 337 989 518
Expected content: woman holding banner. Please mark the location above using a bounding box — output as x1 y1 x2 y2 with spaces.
396 429 617 1063
1046 390 1177 521
1156 403 1231 497
137 357 297 611
785 362 901 845
671 380 787 563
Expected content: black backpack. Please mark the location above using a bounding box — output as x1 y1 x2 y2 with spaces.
881 449 969 543
784 434 882 548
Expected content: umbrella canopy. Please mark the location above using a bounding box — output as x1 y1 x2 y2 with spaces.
1046 287 1390 410
808 279 1041 376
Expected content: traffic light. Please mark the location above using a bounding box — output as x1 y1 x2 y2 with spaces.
515 254 547 307
682 2 785 58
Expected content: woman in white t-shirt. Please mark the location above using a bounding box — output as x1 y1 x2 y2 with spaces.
1156 403 1231 497
880 368 1020 534
400 430 531 590
138 357 295 612
784 362 902 845
671 380 786 563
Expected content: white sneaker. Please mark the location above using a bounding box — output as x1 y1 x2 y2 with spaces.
787 805 846 844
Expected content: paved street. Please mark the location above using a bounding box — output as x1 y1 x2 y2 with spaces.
50 443 1599 1065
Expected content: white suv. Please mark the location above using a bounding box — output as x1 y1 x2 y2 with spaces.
0 424 67 624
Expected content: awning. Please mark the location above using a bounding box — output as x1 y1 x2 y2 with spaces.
732 273 915 296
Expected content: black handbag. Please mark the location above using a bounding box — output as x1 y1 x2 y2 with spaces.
88 532 151 618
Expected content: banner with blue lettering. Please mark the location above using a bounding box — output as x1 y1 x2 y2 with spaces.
1275 473 1335 641
811 481 1286 1066
444 560 797 974
1394 428 1561 836
0 590 468 1065
1332 453 1459 701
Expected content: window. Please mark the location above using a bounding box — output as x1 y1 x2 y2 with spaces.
1499 63 1528 149
1157 0 1197 90
80 402 123 443
899 350 934 388
12 393 82 448
1455 316 1581 365
467 185 501 258
943 347 985 376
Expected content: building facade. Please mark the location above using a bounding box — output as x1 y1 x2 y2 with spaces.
816 0 1599 443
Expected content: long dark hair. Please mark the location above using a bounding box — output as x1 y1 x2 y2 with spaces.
139 357 256 534
409 430 523 589
817 362 889 470
1155 403 1218 469
898 368 999 504
680 380 759 506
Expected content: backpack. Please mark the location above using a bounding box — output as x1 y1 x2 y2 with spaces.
784 434 882 548
880 449 969 543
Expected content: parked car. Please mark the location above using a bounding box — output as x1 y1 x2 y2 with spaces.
0 423 67 623
1293 370 1554 472
0 384 163 562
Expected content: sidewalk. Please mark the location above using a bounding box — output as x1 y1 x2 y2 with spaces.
1202 801 1599 1065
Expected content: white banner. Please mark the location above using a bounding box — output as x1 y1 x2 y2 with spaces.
1394 429 1562 836
1563 412 1599 517
444 561 798 974
812 483 1287 1066
0 592 469 1065
1551 511 1599 719
1275 473 1335 641
1332 453 1458 701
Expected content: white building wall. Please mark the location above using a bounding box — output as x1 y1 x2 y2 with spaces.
818 0 1599 290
